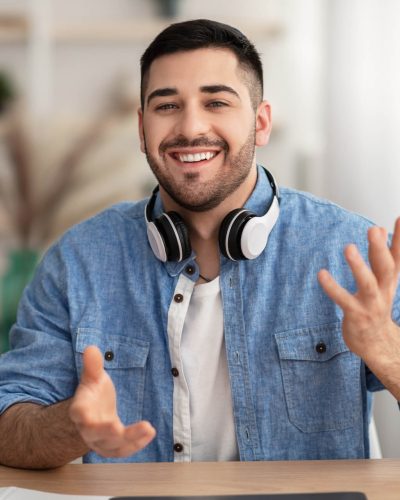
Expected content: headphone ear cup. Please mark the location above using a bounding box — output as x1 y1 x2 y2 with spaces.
167 211 191 261
219 209 255 261
154 211 191 262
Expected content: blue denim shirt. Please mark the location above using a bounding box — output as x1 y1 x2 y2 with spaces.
1 165 399 463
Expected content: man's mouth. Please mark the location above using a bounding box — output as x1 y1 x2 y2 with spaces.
170 151 219 164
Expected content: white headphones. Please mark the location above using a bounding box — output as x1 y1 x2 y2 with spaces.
145 167 280 262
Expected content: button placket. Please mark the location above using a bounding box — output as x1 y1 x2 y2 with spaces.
168 274 195 462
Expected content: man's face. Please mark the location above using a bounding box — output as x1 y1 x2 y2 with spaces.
139 48 271 212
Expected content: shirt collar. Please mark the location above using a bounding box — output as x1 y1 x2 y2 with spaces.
243 164 275 215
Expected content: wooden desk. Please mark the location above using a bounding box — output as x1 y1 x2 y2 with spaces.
1 460 399 500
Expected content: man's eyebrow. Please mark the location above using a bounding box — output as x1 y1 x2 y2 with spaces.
147 87 178 106
146 85 240 106
200 85 240 99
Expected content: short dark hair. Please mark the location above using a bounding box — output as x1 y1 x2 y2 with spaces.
140 19 263 110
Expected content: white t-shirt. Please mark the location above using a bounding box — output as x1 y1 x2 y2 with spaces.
167 275 239 462
182 277 239 461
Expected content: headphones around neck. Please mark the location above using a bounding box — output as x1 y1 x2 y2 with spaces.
145 167 280 262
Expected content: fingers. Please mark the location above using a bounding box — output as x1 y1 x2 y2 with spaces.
122 421 156 456
77 419 124 447
318 219 400 310
344 243 378 299
70 347 116 425
367 227 395 289
70 388 156 458
124 420 156 443
81 346 104 384
318 269 358 311
84 420 156 458
70 347 156 459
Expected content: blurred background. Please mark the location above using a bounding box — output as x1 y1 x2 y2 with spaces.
0 0 400 457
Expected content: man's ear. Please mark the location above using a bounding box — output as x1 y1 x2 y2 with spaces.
138 107 146 153
255 100 272 147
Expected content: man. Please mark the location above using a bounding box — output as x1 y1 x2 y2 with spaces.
0 19 399 469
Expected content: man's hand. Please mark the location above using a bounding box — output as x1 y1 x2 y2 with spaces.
317 218 400 398
69 345 156 458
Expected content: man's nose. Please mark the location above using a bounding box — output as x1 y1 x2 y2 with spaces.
174 105 210 139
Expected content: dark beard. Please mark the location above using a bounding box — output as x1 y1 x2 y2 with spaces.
144 128 256 212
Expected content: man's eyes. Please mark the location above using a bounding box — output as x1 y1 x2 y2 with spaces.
206 101 228 108
155 103 177 111
154 100 229 111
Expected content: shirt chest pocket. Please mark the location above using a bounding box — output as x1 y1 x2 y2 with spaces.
274 323 361 433
75 328 150 425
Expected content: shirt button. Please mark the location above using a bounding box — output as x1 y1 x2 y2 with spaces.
174 293 184 303
104 351 114 361
185 265 195 275
174 443 183 453
171 367 179 377
315 342 327 354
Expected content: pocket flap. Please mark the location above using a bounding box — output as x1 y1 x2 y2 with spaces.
75 328 150 369
275 322 348 362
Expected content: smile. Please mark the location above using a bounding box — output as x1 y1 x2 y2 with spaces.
171 151 219 163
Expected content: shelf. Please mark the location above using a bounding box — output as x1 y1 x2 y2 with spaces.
0 17 283 44
54 19 283 43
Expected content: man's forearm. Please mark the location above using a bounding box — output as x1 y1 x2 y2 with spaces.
0 399 89 469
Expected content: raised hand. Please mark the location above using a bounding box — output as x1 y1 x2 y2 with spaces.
69 345 156 458
317 218 400 398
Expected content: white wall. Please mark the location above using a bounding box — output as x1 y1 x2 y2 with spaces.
325 0 400 229
325 0 400 457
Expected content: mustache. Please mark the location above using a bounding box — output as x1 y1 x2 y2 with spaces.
159 136 228 154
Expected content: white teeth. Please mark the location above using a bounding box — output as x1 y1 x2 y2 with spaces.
178 151 216 163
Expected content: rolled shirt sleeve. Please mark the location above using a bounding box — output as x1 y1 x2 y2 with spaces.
0 243 78 415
